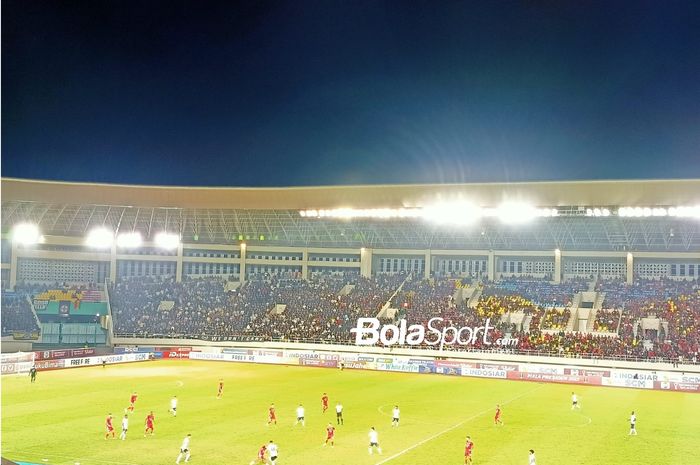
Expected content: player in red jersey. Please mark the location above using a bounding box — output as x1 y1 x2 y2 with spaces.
144 411 155 436
494 404 503 425
127 391 138 412
321 393 329 413
217 379 224 399
105 413 115 439
249 444 267 465
464 435 474 464
323 423 336 447
267 403 277 425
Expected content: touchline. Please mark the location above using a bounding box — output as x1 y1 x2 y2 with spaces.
350 317 516 350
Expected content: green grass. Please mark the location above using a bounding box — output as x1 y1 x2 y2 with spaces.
2 360 698 465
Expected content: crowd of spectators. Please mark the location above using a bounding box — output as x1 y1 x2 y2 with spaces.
596 277 698 308
540 308 571 331
242 275 351 341
660 294 700 362
111 276 272 337
474 295 539 319
395 276 459 324
111 272 393 341
483 276 589 306
1 291 40 336
105 273 700 363
593 309 621 333
515 330 647 359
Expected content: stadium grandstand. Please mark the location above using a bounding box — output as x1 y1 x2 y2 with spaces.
1 177 699 364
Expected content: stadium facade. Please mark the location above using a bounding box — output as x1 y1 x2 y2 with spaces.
2 177 699 288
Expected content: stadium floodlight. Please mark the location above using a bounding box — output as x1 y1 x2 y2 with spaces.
11 223 41 245
116 231 142 248
300 208 422 219
668 206 700 218
421 202 481 225
586 207 611 217
537 208 560 217
85 227 114 248
154 231 180 250
494 202 538 224
618 206 700 218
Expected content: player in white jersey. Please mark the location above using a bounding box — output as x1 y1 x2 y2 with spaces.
170 396 178 417
368 427 382 455
528 449 536 465
629 411 637 435
295 404 306 427
391 405 400 427
267 440 279 465
119 414 129 440
176 434 191 463
335 402 344 425
571 392 580 410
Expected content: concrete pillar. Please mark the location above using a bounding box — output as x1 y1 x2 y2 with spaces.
360 247 372 278
239 243 247 282
109 242 117 284
175 243 184 283
9 241 18 289
302 249 309 279
487 251 495 281
424 250 431 279
554 248 562 284
626 252 634 285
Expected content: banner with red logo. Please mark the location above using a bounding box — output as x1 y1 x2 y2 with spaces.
159 347 192 359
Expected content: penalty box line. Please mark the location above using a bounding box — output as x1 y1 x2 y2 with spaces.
373 383 546 465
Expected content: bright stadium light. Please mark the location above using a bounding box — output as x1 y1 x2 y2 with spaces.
535 208 559 217
11 223 41 245
300 208 422 219
116 231 142 248
421 202 482 225
618 206 699 218
668 206 700 218
495 202 538 224
155 231 180 249
85 227 114 248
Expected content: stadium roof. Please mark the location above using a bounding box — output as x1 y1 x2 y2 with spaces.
2 178 699 251
3 177 700 210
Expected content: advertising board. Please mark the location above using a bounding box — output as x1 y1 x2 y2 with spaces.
112 345 700 393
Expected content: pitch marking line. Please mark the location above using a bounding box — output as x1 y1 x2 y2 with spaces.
3 449 143 465
575 411 592 427
373 383 546 465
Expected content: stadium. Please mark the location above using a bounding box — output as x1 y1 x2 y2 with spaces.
1 177 699 465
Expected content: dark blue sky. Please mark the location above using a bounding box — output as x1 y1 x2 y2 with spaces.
3 1 700 186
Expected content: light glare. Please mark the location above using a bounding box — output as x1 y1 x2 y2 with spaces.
496 202 537 224
11 223 41 245
155 232 180 249
85 228 114 248
116 232 142 248
422 202 481 225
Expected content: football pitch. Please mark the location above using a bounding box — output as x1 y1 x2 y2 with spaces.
2 360 698 465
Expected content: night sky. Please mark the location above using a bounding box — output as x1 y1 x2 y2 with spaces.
3 1 700 187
